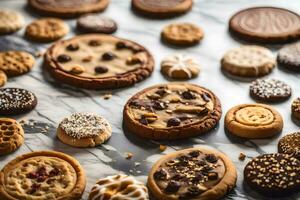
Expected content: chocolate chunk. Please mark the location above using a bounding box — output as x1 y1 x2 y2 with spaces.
167 118 181 127
166 159 178 166
49 168 60 177
27 172 37 179
102 52 116 61
116 41 127 49
182 90 196 100
89 40 101 46
95 66 108 74
152 101 167 110
208 172 218 180
165 180 181 193
189 150 200 158
193 172 204 182
66 43 79 51
205 154 218 163
154 168 168 180
57 54 71 63
172 173 185 181
187 185 202 197
139 117 148 125
156 89 167 97
201 93 211 102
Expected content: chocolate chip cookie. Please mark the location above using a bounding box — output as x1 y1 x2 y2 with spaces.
278 132 300 160
77 14 117 34
277 42 300 72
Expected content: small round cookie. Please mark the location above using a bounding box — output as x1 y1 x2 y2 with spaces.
0 70 7 87
0 9 24 34
88 174 149 200
161 54 200 79
225 104 283 139
0 88 37 115
0 51 35 77
277 42 300 72
249 79 292 102
278 132 300 159
148 147 237 200
77 14 117 34
161 23 204 46
0 151 86 200
25 18 69 42
0 118 24 155
244 153 300 196
132 0 193 19
221 45 275 77
291 97 300 120
57 112 112 148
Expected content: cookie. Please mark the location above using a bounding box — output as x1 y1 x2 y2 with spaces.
57 112 112 148
225 104 283 139
45 34 154 90
249 79 292 102
292 97 300 120
132 0 193 19
28 0 110 18
148 147 237 200
0 70 7 87
123 83 222 140
277 42 300 72
0 9 24 34
0 118 24 155
0 151 86 200
229 7 300 43
161 23 204 46
0 51 35 77
244 153 300 196
221 45 275 77
88 174 149 200
278 132 300 160
0 88 37 115
77 14 117 34
25 18 69 42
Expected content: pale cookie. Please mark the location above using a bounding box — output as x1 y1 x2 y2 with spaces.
225 103 283 139
88 174 149 200
0 9 24 34
0 70 7 87
277 42 300 72
291 97 300 120
221 45 276 77
278 132 300 160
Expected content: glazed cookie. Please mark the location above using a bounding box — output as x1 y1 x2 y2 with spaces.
0 70 7 87
148 147 237 200
229 7 300 43
123 83 222 140
0 151 86 200
277 42 300 72
0 88 37 115
0 118 24 155
225 104 283 139
161 54 200 79
244 154 300 196
44 34 154 90
292 97 300 120
77 14 117 34
88 174 149 200
0 9 24 34
278 132 300 159
221 45 275 77
57 112 112 148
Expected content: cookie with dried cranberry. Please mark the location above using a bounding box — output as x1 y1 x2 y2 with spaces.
123 83 222 140
278 132 300 160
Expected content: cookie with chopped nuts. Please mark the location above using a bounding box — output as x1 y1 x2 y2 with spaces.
278 132 300 160
123 83 222 140
291 97 300 120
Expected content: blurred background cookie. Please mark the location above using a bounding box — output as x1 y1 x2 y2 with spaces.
0 70 7 87
77 14 117 34
278 132 300 159
277 42 300 72
0 9 24 34
291 97 300 120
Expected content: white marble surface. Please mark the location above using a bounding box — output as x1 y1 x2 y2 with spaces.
0 0 300 199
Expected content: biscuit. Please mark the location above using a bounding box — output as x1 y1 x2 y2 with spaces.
0 70 7 87
77 14 117 34
0 9 24 34
277 42 300 72
278 132 300 160
291 97 300 120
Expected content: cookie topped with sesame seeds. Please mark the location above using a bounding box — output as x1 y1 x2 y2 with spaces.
278 132 300 160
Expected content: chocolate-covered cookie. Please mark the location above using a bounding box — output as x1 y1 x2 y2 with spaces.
277 42 300 72
77 14 117 34
278 132 300 160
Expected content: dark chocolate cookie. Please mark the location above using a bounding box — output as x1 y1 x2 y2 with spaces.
77 14 117 34
278 132 300 160
277 42 300 72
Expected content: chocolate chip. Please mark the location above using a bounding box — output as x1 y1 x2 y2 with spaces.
152 101 167 110
208 172 218 180
89 40 101 46
165 180 181 193
202 165 213 173
154 168 168 180
95 66 108 74
205 154 218 163
139 117 148 125
102 52 117 61
66 43 79 51
156 89 167 97
26 172 37 179
49 168 60 177
116 41 127 49
172 173 185 181
167 118 181 127
201 93 211 102
57 54 71 63
182 90 196 100
189 151 200 158
193 172 204 182
196 160 207 166
36 175 47 182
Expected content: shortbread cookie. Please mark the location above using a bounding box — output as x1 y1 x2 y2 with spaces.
0 151 86 200
229 7 300 43
0 70 7 87
45 34 154 90
278 132 300 159
221 45 275 77
162 23 204 46
28 0 110 18
123 83 222 140
292 97 300 120
0 51 35 77
277 42 300 72
161 54 200 79
57 112 112 147
0 88 37 115
148 147 237 200
88 174 149 200
0 9 24 34
77 14 117 34
244 154 300 196
225 104 283 139
0 118 24 155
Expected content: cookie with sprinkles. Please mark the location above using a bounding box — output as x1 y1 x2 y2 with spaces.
291 97 300 120
57 112 112 148
278 132 300 159
244 153 300 196
0 88 37 115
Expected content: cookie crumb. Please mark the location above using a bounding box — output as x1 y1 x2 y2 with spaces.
35 51 43 58
102 93 112 100
159 145 167 151
125 152 133 159
239 152 246 161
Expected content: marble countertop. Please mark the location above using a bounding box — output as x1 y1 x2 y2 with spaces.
1 0 300 199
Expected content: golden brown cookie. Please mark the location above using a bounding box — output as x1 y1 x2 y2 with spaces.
278 132 300 160
148 147 237 200
0 70 7 87
291 97 300 120
0 151 86 200
225 103 283 139
0 9 24 34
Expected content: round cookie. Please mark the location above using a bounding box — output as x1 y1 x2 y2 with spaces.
148 147 237 200
0 70 7 87
161 23 204 46
0 9 24 34
28 0 110 18
0 88 37 115
77 14 117 34
291 97 300 120
244 153 300 196
132 0 193 19
225 104 283 139
25 18 69 42
0 118 24 155
161 54 200 79
229 7 300 43
249 79 292 102
221 45 275 77
123 83 222 140
277 42 300 72
88 174 149 200
278 132 300 159
0 151 86 200
44 34 154 90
